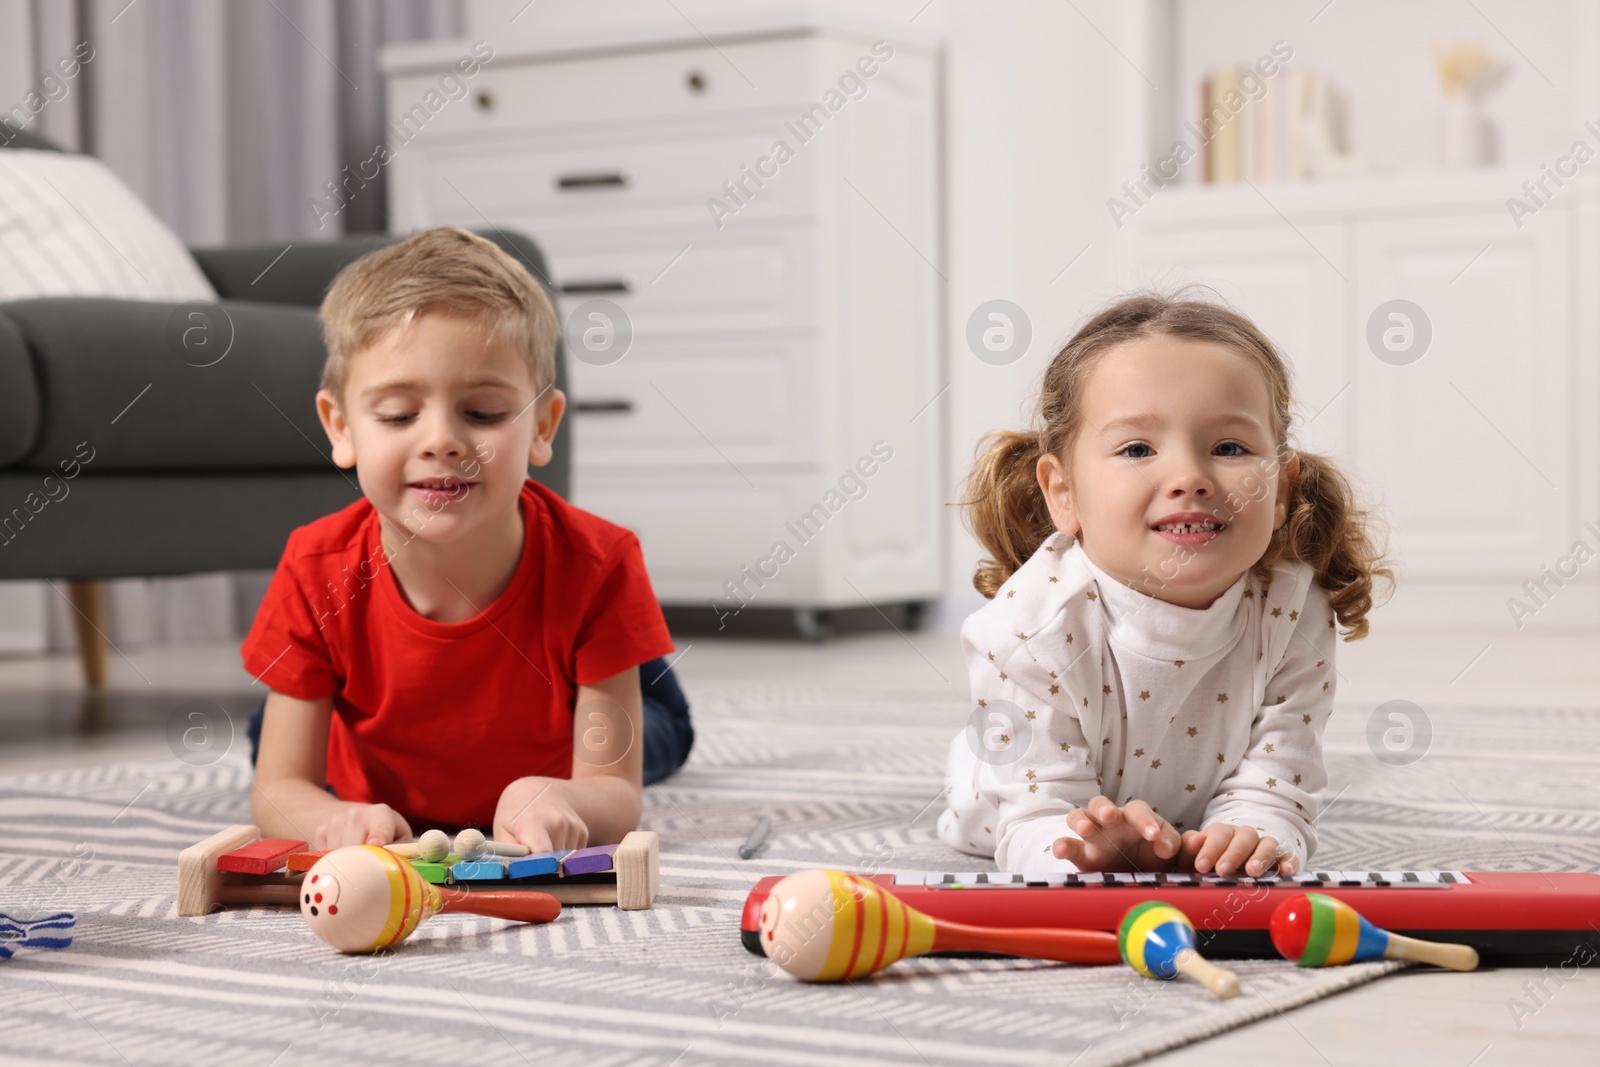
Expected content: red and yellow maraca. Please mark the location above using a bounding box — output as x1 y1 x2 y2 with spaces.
300 845 561 953
1270 892 1478 971
1117 900 1240 999
757 869 1121 980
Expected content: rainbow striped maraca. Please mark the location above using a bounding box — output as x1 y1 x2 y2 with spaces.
1118 900 1240 999
300 845 561 954
757 869 1121 981
1270 892 1479 971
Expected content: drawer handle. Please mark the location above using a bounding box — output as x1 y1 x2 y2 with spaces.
560 279 632 295
556 172 629 190
572 399 635 414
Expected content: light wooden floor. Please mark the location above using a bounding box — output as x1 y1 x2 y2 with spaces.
1 622 1596 1065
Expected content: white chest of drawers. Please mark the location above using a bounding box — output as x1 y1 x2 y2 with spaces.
381 18 945 625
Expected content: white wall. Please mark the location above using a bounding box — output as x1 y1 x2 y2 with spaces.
0 1 33 110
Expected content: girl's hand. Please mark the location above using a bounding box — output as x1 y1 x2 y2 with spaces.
313 803 411 850
1179 824 1296 877
1053 795 1183 872
494 776 590 853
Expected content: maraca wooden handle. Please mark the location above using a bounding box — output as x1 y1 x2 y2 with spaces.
934 921 1122 965
437 888 562 924
1385 932 1479 972
1174 947 1241 999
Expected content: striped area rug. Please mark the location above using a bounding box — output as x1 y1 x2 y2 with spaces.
4 685 1598 1066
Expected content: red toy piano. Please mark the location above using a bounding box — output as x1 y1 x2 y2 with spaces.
740 868 1600 966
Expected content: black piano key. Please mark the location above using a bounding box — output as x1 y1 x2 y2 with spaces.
1403 872 1419 882
1368 872 1384 884
1064 873 1082 886
1440 872 1460 884
940 873 957 884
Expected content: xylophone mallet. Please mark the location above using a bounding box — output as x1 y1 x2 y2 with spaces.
453 828 531 862
413 829 453 863
1118 901 1240 999
1270 892 1479 971
300 845 559 954
757 868 1121 981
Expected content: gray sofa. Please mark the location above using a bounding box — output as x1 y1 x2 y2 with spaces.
0 128 569 684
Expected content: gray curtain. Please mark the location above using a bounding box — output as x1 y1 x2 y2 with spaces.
9 0 460 652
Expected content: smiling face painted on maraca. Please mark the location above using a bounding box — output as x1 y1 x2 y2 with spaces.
758 869 837 979
300 845 441 953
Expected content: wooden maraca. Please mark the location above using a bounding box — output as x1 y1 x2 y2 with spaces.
1270 892 1479 971
1118 901 1240 999
300 845 560 954
757 868 1121 981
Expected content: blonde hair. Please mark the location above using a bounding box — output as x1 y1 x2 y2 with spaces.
965 290 1395 641
318 226 558 402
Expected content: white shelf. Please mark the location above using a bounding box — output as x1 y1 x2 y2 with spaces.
1139 168 1593 226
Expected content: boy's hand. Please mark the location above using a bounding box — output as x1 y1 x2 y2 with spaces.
494 776 589 853
313 803 411 850
1054 795 1183 872
1179 823 1297 877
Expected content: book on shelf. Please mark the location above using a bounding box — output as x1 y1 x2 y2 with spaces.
1198 65 1347 184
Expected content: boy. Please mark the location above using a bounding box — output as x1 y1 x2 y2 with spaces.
242 227 691 852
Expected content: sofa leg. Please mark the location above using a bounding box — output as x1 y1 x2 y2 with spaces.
65 579 109 690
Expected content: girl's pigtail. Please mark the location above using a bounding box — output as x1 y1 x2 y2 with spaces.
1274 450 1396 640
965 430 1056 598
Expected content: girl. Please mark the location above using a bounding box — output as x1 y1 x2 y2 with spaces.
938 292 1394 878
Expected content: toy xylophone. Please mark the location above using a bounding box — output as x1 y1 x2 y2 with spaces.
739 869 1600 966
178 825 659 915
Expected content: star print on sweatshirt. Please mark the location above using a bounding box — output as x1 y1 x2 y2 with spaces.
937 532 1336 872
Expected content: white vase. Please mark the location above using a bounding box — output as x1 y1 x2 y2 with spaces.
1439 96 1498 168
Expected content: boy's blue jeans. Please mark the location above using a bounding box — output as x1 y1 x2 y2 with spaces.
246 657 694 787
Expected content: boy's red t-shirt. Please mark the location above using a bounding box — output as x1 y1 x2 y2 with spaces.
239 478 674 828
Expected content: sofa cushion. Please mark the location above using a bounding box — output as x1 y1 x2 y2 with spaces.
1 297 336 472
0 312 41 465
0 149 218 302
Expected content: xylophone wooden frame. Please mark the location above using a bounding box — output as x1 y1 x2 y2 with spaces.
178 825 659 916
